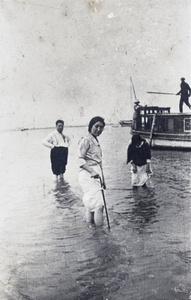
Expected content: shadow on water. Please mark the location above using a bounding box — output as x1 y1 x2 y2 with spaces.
129 187 158 230
113 184 158 231
73 228 131 300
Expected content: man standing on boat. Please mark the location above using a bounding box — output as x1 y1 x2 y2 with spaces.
132 101 142 130
176 78 191 113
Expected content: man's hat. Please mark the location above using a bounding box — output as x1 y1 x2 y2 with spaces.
181 77 185 80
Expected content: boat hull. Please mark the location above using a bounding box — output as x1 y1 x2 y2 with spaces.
131 130 191 150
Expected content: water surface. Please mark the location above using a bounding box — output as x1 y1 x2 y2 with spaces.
0 126 191 300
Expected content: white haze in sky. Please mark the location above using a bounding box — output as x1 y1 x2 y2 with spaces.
0 0 191 130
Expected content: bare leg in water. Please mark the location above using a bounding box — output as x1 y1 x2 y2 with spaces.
86 207 104 227
59 173 64 180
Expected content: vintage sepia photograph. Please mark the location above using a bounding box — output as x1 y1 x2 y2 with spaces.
0 0 191 299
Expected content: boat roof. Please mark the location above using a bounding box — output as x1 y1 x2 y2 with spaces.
143 112 191 116
139 106 191 117
140 105 170 110
141 105 170 109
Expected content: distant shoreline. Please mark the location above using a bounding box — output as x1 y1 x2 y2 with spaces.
0 123 119 132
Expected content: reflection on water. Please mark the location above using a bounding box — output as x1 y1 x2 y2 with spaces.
0 127 191 300
123 187 158 230
52 180 75 207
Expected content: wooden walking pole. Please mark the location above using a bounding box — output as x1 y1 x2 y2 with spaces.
99 177 110 230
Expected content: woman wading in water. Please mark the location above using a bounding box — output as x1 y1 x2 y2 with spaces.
127 134 152 188
78 116 106 227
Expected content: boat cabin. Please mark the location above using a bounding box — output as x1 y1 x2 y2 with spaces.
133 105 191 134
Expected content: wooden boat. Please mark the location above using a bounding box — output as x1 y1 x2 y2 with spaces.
131 105 191 150
119 120 132 127
20 127 29 131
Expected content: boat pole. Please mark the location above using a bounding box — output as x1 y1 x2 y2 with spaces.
149 114 156 147
130 77 139 101
147 91 175 95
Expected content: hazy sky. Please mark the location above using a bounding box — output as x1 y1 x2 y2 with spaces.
0 0 191 130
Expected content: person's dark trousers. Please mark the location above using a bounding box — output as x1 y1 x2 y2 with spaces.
179 99 183 113
179 96 191 112
50 146 68 175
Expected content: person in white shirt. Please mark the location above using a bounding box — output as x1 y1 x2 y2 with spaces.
42 119 71 180
78 116 106 227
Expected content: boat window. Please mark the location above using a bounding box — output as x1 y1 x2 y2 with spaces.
156 117 166 132
145 116 151 130
168 119 174 131
175 118 183 132
184 119 191 131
